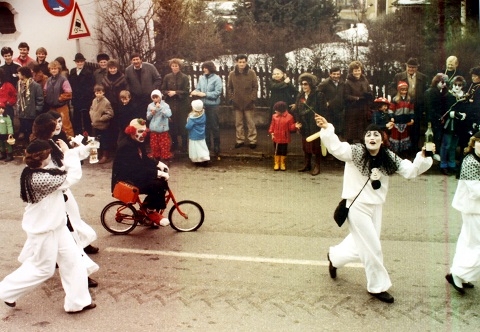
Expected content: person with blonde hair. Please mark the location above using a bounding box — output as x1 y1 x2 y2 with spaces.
44 60 74 137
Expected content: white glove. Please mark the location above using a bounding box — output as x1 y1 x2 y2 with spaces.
449 111 455 118
458 112 466 120
157 161 169 173
70 134 85 147
157 170 170 181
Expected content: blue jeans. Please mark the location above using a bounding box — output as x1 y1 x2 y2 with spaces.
440 133 458 169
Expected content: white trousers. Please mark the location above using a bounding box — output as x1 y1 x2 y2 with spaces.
65 189 97 248
451 213 480 282
0 226 91 312
329 201 392 293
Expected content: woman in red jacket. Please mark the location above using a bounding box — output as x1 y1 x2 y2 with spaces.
268 101 297 171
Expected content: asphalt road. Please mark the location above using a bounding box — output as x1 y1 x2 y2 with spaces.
0 154 478 332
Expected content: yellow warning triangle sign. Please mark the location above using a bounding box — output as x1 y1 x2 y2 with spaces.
68 3 91 39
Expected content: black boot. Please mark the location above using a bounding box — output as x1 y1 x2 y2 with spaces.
0 151 5 160
298 154 312 172
4 153 13 162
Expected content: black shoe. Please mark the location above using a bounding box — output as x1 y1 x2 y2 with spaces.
327 253 336 279
249 144 257 149
4 301 15 307
84 245 99 254
440 168 449 176
368 291 394 303
67 302 96 314
463 282 474 288
234 143 244 148
445 273 465 294
88 277 98 288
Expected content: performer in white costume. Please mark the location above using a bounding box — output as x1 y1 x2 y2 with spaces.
0 140 95 313
446 131 480 294
314 114 432 303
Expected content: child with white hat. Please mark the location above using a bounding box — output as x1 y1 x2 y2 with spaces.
186 100 210 165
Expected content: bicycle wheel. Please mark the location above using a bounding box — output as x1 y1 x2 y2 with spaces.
101 201 139 235
169 200 204 232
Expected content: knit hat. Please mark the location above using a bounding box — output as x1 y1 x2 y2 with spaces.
406 58 419 67
397 81 408 90
26 139 51 154
151 89 162 98
274 65 286 73
191 99 204 111
373 97 390 105
96 53 110 62
273 101 288 112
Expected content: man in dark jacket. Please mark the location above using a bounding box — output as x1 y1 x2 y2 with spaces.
317 66 345 137
69 53 95 135
390 58 428 153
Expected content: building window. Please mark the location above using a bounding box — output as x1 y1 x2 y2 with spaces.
0 3 16 34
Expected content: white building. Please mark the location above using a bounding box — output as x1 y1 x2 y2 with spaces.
0 0 103 65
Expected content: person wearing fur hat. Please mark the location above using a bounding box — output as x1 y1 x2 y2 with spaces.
446 131 480 294
268 101 297 171
344 61 373 144
388 81 415 157
147 89 173 161
0 139 95 313
425 73 456 174
268 65 297 117
292 72 327 175
390 58 428 153
0 101 14 161
227 54 258 149
94 53 110 85
314 114 433 304
186 100 210 165
112 118 170 227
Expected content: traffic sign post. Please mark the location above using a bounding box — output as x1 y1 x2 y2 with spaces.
68 3 91 40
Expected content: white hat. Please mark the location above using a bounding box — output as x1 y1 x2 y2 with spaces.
151 89 162 97
191 99 203 111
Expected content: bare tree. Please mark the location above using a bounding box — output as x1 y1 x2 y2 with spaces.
93 0 155 68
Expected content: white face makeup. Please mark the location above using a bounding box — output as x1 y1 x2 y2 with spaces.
133 127 147 143
54 117 63 136
364 130 382 154
475 140 480 157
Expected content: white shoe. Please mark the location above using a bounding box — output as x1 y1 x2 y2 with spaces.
433 154 441 162
159 218 170 227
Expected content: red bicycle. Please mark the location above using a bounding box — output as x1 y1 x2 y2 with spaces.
101 181 204 235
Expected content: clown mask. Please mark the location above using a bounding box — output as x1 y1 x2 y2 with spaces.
132 126 147 143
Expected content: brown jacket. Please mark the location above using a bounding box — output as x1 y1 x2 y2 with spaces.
227 65 258 111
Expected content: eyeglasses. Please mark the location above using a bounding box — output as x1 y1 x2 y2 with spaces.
454 83 463 87
301 83 309 86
